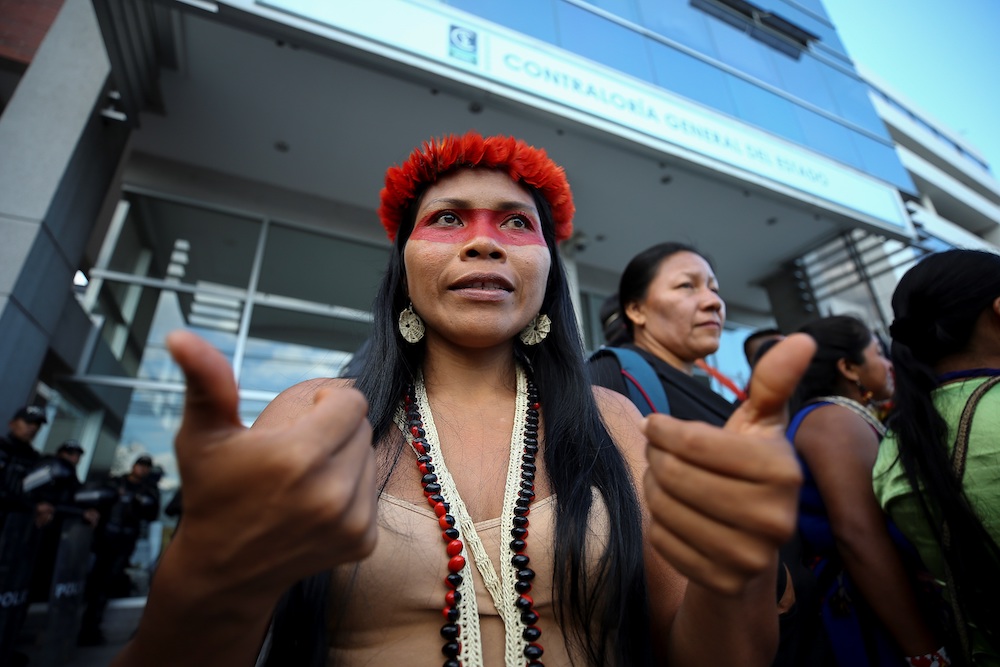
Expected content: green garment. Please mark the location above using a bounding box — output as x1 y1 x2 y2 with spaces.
873 377 1000 666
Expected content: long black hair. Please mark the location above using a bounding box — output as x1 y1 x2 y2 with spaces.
886 249 1000 655
790 314 873 414
267 173 652 666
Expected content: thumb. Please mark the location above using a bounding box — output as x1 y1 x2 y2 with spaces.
742 333 816 426
167 329 242 440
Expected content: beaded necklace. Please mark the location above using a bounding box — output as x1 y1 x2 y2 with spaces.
810 395 887 438
401 366 544 667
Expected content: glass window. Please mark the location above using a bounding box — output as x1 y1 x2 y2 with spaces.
702 10 781 86
574 0 640 22
770 52 836 110
444 0 559 45
555 3 654 81
794 106 863 169
257 223 388 312
87 280 239 381
726 76 805 143
851 134 917 193
239 305 372 394
648 41 736 116
708 324 754 401
818 66 887 136
752 0 845 53
636 0 717 56
114 196 262 290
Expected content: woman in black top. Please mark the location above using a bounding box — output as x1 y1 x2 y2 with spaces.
589 241 821 667
588 242 732 425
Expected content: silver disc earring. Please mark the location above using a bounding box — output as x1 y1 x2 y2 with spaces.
519 313 551 345
398 303 425 343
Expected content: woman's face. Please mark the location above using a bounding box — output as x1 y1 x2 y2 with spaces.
854 335 894 400
403 169 551 349
626 251 725 369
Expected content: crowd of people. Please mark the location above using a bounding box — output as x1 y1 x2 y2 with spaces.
0 408 161 663
5 130 999 667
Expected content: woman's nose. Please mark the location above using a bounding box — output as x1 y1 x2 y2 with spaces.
462 233 506 260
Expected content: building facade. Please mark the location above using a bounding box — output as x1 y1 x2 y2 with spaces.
1 0 997 561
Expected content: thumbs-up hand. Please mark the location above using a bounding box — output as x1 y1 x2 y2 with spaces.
165 330 378 606
642 333 814 596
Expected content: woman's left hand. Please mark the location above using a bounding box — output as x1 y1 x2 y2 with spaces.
642 333 815 596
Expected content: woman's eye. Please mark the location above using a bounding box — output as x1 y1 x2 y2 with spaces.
436 212 461 225
503 215 531 230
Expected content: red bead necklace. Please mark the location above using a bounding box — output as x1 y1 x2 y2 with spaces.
403 375 544 667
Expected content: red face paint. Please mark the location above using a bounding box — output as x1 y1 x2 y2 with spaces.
410 208 545 246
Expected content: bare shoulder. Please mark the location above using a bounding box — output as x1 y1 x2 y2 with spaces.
592 385 646 470
795 403 878 458
253 377 356 429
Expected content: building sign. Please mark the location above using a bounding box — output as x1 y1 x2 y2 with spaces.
257 0 909 232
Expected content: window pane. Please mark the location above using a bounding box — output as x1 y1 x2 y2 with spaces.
702 10 781 86
794 106 863 169
636 0 717 55
239 305 372 394
555 3 653 81
726 76 805 142
648 41 736 116
258 223 388 312
114 196 261 290
819 66 887 135
575 0 640 22
771 52 836 110
87 280 239 381
851 134 916 193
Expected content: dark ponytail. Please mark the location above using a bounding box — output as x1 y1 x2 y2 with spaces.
887 249 1000 655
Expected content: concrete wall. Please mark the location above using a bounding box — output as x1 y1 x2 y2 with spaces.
0 0 129 421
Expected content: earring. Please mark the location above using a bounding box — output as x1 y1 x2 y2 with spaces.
856 380 874 405
398 303 425 343
519 314 551 346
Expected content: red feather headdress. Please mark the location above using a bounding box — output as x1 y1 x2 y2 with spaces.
378 131 575 243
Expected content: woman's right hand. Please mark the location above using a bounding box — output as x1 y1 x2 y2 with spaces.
164 329 379 607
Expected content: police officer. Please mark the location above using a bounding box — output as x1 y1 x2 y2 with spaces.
0 406 49 523
24 441 100 602
78 455 160 646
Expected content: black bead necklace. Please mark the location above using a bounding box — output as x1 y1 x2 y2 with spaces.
403 375 544 667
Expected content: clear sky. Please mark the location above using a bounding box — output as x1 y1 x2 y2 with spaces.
823 0 1000 176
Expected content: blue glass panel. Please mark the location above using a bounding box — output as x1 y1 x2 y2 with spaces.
648 41 736 116
555 3 654 82
635 0 717 56
727 76 805 143
781 0 828 17
575 0 640 22
819 65 888 135
444 0 559 45
852 134 917 193
771 52 836 110
793 106 863 169
753 0 845 52
702 11 781 86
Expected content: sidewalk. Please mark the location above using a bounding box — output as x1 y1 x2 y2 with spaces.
15 598 143 667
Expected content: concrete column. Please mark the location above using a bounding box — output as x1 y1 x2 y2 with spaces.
0 0 128 420
760 266 818 335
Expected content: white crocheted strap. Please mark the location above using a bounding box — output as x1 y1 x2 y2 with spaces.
411 367 533 667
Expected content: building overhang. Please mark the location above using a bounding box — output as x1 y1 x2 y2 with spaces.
93 0 917 314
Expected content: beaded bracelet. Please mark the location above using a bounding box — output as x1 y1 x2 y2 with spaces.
905 647 951 667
